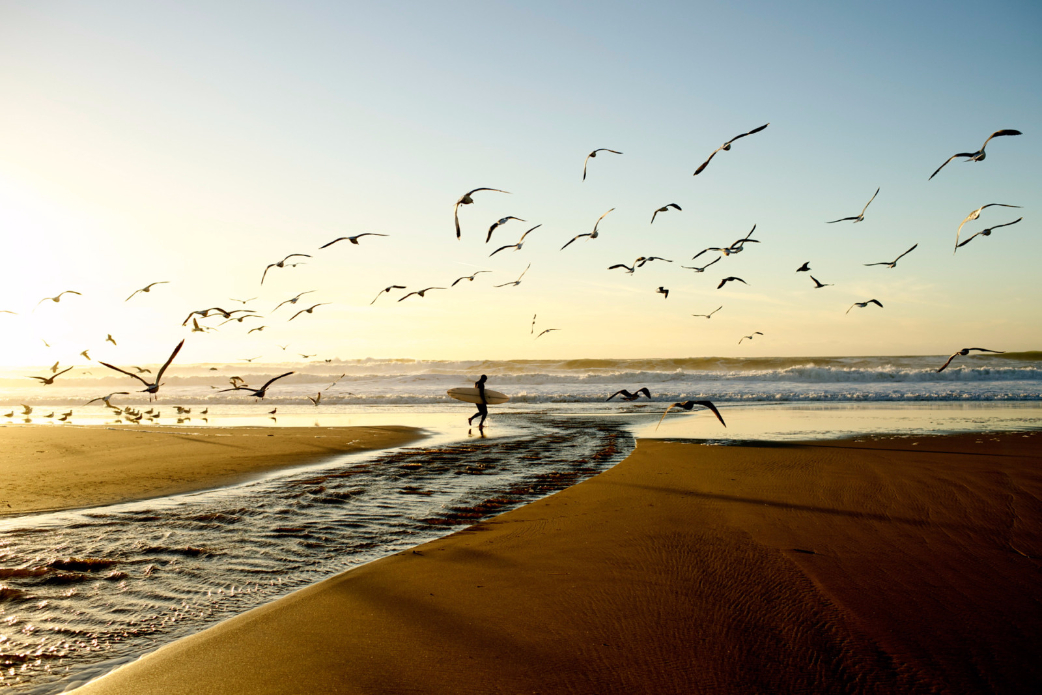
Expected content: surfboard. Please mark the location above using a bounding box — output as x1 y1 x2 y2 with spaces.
447 387 510 405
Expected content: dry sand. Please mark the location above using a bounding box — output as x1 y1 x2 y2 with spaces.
0 425 423 517
73 430 1042 694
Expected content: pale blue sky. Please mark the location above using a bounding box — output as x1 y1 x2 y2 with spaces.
0 0 1039 365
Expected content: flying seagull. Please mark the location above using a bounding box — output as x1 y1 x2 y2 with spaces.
608 262 637 274
190 318 214 333
937 348 1005 373
229 297 257 305
274 290 317 312
561 208 615 250
693 123 769 176
247 326 266 334
531 314 537 334
809 275 832 288
106 334 117 345
637 256 673 267
486 217 524 243
957 217 1023 249
289 303 329 321
494 264 530 288
85 392 131 407
846 299 884 314
796 262 811 273
864 244 918 268
717 277 748 289
36 291 81 308
651 204 681 224
319 233 388 249
535 328 559 339
827 188 880 224
219 372 295 399
126 282 169 301
739 332 763 344
606 387 651 402
307 392 321 406
583 148 622 181
656 287 669 299
929 129 1022 180
682 257 721 273
489 224 542 257
955 204 1021 251
692 307 722 319
49 361 60 373
371 285 406 304
455 188 510 240
451 271 491 287
261 254 311 285
80 349 91 360
656 400 726 429
98 339 184 399
398 287 446 302
29 366 73 385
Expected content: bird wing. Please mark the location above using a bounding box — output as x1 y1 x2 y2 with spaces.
605 390 624 401
929 153 972 180
716 278 727 289
259 371 294 392
357 233 388 239
990 217 1023 232
691 400 726 427
636 387 651 398
608 264 634 272
693 148 721 176
583 154 590 181
154 340 185 383
451 276 467 287
980 129 1022 149
397 292 418 302
261 264 275 285
827 216 860 224
98 361 151 387
981 203 1021 212
725 123 769 146
868 299 883 307
956 232 982 248
703 257 721 270
283 253 311 262
516 264 531 282
454 202 462 239
29 376 48 383
467 187 509 197
860 187 880 216
593 208 616 233
863 262 889 267
691 249 708 261
319 237 348 249
709 306 722 316
894 243 918 262
56 367 73 377
125 289 142 301
560 234 588 250
517 224 541 243
490 244 517 257
967 348 1005 354
669 204 681 211
655 403 682 430
846 304 857 314
289 308 306 320
651 209 659 224
936 353 958 373
735 277 748 285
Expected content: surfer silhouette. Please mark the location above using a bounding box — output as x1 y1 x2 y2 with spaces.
468 374 489 429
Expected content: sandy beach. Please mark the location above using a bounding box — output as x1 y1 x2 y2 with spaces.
67 429 1042 694
0 425 423 517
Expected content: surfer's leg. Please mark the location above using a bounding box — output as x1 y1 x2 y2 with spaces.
477 403 488 428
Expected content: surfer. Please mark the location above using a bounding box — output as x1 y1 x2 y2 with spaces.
468 374 489 429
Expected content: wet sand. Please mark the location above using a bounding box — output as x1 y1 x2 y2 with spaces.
73 431 1042 694
0 425 423 517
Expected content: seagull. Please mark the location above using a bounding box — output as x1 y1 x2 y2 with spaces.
957 217 1023 249
371 285 406 304
36 291 81 308
486 217 524 243
49 361 60 373
324 374 347 391
651 204 681 224
229 297 257 305
106 334 117 345
451 271 491 287
190 318 214 333
656 287 669 299
656 400 726 429
489 224 542 257
276 344 289 351
181 307 248 325
299 353 316 359
85 393 130 408
241 356 262 362
98 340 184 399
729 224 759 248
307 392 321 406
398 287 446 302
693 123 769 176
218 372 295 399
827 188 880 224
682 257 721 273
535 328 559 339
261 254 311 284
929 129 1022 180
583 148 622 181
937 348 1005 373
531 314 537 334
248 326 266 334
125 282 169 301
739 332 763 344
319 233 388 249
717 277 748 289
80 349 91 360
692 307 722 319
608 262 637 274
864 244 918 268
846 299 884 314
268 408 277 415
273 290 317 312
21 405 32 415
636 256 673 267
219 313 261 326
809 275 832 288
229 376 246 387
561 208 615 250
289 303 329 321
455 188 510 240
955 204 1021 250
29 367 73 385
796 262 811 272
606 387 651 402
494 264 530 288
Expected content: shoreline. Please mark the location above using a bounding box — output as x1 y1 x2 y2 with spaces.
0 424 425 518
70 429 1042 694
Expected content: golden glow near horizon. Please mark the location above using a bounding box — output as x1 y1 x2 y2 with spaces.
0 3 1039 368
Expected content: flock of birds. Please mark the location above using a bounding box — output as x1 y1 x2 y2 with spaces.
1 125 1024 429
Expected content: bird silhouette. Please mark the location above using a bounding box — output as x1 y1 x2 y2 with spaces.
455 188 509 239
126 282 169 301
929 129 1022 180
219 372 295 399
656 400 726 429
319 233 388 249
693 123 769 176
583 148 622 181
651 204 681 224
937 348 1005 372
606 387 651 402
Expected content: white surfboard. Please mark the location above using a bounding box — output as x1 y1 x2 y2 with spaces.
447 387 510 405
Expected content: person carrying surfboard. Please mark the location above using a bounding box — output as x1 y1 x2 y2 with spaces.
468 374 489 429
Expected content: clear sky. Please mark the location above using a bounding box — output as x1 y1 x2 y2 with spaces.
1 0 1039 366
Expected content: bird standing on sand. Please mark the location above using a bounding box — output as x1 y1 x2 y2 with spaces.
561 209 615 250
289 303 329 321
219 372 295 399
739 332 763 344
455 188 510 240
29 367 73 385
261 254 311 285
955 204 1020 251
451 272 491 287
937 348 1005 372
827 188 880 224
656 287 669 299
494 264 530 288
929 129 1022 180
796 262 811 273
125 282 169 301
864 244 918 268
606 387 651 402
809 276 832 288
651 204 681 224
490 224 542 257
486 217 525 243
656 400 726 429
717 277 748 289
692 306 722 319
693 123 769 176
371 285 406 304
36 291 81 308
398 287 446 302
957 217 1023 249
847 299 884 314
319 234 388 249
99 340 185 400
583 148 622 181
